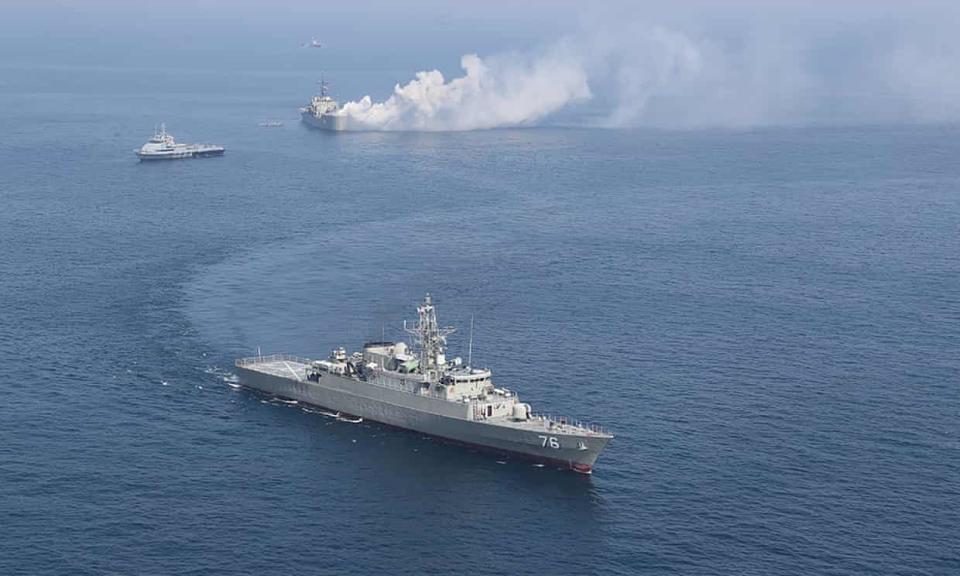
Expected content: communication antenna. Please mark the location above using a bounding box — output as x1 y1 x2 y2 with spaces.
379 324 386 372
468 315 474 369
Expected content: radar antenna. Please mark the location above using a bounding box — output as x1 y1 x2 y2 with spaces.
404 294 455 383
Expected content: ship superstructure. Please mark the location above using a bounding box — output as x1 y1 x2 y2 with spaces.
234 295 612 473
300 77 348 131
135 124 224 161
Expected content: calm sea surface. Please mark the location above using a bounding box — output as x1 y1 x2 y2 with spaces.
1 65 958 575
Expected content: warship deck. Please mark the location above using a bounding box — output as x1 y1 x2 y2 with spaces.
239 355 310 381
236 355 610 438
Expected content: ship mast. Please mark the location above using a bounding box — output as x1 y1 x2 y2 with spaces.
319 73 329 98
404 294 455 383
468 315 474 369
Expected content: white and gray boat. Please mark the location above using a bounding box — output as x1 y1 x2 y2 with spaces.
135 124 224 161
300 77 348 131
235 295 613 473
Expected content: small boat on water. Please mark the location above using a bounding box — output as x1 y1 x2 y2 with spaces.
135 123 224 161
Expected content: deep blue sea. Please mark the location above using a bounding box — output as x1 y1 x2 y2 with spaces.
1 64 958 576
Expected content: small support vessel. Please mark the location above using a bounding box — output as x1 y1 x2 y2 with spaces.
135 124 224 161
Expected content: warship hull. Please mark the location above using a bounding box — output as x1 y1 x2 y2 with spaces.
301 109 349 131
235 356 610 472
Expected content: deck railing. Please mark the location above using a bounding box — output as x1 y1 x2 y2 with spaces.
235 354 313 367
530 413 609 436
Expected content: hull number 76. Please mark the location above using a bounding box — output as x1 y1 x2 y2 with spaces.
538 435 561 449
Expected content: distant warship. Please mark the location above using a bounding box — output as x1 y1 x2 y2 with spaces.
300 77 348 131
235 295 613 473
135 124 224 161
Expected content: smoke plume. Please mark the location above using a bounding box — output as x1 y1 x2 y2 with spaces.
337 15 960 131
339 45 590 131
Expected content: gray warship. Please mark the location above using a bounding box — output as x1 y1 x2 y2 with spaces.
234 295 612 473
300 77 348 131
135 124 224 160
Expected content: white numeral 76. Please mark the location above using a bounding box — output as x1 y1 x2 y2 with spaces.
538 435 560 449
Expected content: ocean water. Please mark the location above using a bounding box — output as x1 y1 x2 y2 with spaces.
1 64 959 576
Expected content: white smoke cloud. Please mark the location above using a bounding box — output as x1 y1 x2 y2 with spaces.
335 15 960 131
586 24 817 129
339 44 591 131
887 39 960 123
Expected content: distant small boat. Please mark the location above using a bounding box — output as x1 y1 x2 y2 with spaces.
337 414 363 424
258 121 284 128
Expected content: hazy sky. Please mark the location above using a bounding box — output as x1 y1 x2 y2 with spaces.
4 0 960 129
